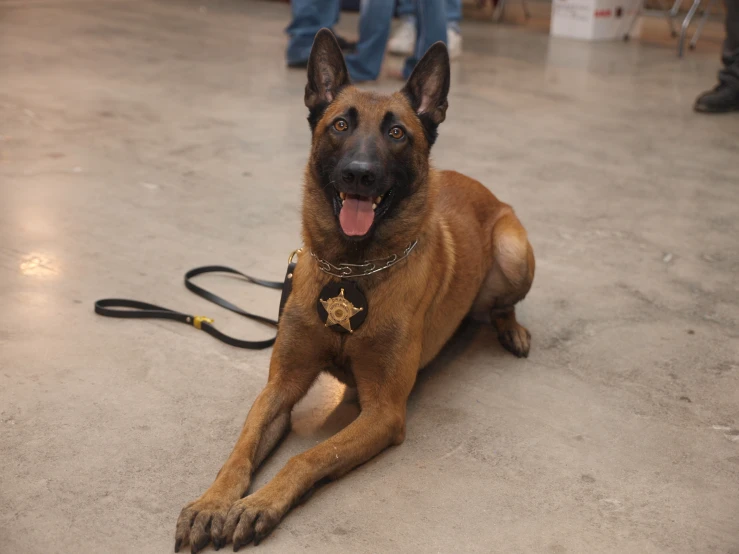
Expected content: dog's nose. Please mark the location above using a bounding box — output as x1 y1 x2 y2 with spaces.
341 161 377 188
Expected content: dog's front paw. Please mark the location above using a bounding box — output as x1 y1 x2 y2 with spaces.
498 323 531 358
175 493 234 553
222 491 287 550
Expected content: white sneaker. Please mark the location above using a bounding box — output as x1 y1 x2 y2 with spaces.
388 19 416 56
447 27 462 59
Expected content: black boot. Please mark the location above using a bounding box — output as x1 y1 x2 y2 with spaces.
287 34 357 69
334 35 357 53
694 83 739 113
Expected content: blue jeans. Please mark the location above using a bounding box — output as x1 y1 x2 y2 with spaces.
344 0 447 81
286 0 446 81
286 0 340 66
397 0 462 31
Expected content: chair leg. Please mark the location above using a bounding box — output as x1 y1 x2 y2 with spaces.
667 0 682 37
521 0 531 20
623 3 641 41
690 0 716 49
493 0 506 22
678 0 703 57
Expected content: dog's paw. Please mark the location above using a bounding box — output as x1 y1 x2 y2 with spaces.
175 494 233 553
498 324 531 358
222 492 286 550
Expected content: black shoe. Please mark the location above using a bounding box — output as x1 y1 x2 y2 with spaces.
287 34 356 70
334 34 357 53
694 83 739 113
287 59 308 69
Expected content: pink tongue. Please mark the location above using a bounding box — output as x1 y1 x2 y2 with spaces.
339 195 375 236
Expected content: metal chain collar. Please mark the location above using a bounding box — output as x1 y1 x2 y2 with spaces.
310 240 419 278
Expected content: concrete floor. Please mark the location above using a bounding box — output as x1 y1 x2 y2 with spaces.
1 1 738 553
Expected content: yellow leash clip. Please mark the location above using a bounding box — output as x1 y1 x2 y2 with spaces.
192 315 214 330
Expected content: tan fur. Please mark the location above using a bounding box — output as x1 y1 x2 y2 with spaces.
437 218 456 302
174 82 535 552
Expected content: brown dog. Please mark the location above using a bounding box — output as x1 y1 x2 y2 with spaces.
175 29 534 552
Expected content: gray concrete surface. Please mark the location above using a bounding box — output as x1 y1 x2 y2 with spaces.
1 1 738 553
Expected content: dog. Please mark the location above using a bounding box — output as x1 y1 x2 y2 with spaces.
175 29 535 553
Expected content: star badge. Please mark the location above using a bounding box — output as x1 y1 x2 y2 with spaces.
320 288 363 332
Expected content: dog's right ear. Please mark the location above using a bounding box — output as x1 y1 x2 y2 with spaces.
305 29 350 131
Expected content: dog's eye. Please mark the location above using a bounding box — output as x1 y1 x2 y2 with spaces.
389 126 405 140
334 119 348 132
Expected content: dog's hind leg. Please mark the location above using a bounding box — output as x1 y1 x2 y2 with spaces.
472 208 535 358
492 307 532 358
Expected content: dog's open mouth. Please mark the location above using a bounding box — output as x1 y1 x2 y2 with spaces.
335 190 391 237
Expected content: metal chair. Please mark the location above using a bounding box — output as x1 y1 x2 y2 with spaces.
624 0 680 42
678 0 718 56
623 0 718 56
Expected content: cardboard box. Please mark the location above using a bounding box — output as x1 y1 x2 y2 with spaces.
551 0 642 40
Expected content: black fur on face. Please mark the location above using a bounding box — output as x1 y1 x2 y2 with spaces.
307 101 329 133
310 96 420 241
303 30 450 245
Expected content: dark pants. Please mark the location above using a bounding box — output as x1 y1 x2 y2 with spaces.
719 0 739 87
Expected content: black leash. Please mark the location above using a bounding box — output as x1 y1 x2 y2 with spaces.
94 255 298 349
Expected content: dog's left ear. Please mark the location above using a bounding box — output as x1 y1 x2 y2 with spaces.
402 42 450 135
305 28 350 128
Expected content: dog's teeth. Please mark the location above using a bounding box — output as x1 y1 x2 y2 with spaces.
375 196 382 204
339 192 346 200
372 203 377 210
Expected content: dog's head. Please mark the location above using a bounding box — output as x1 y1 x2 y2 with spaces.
303 29 450 248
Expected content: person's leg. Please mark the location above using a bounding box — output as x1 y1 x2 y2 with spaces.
694 0 739 112
403 0 447 79
331 0 341 28
344 0 396 81
445 0 463 58
389 0 418 56
286 0 340 66
446 0 462 32
718 0 739 87
397 0 416 17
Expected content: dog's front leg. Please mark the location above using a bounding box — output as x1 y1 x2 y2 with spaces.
222 347 420 549
175 350 319 553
